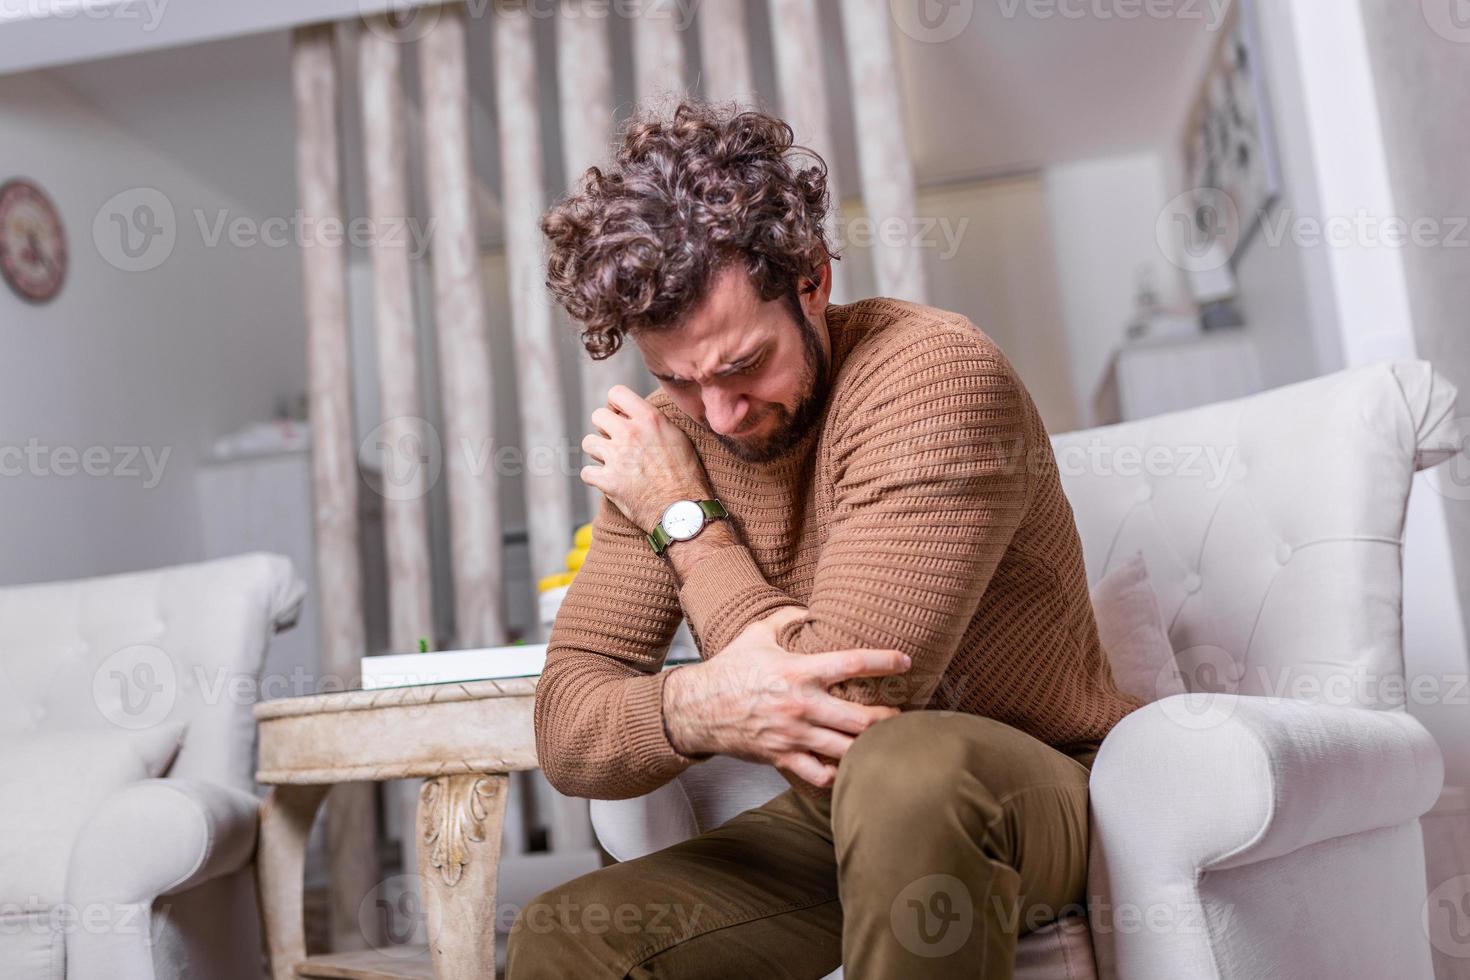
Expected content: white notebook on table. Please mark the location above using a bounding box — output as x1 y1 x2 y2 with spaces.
360 644 548 691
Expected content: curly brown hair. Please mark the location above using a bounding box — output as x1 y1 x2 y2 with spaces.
541 101 837 359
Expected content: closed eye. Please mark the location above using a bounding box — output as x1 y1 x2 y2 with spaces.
723 351 767 378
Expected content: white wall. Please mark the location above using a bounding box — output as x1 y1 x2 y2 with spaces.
836 176 1079 433
1229 207 1330 389
919 177 1080 434
1042 152 1187 427
1357 0 1470 785
0 69 308 586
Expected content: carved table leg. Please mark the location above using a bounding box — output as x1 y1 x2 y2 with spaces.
418 773 509 979
258 783 331 980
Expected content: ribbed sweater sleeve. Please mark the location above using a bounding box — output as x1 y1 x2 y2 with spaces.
534 497 701 799
678 328 1031 706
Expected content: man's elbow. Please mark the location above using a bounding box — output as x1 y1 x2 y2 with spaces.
536 749 589 799
533 689 586 798
534 735 649 801
532 685 622 799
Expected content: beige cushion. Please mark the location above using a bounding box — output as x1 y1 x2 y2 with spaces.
1090 551 1184 704
0 724 184 905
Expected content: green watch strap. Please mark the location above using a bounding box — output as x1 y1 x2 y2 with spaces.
647 499 727 555
647 524 673 554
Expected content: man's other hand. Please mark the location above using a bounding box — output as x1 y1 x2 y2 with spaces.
581 385 711 532
662 612 909 789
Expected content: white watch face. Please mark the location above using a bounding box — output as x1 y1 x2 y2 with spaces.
661 499 705 541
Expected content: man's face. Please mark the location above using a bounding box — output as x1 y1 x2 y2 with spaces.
635 264 832 463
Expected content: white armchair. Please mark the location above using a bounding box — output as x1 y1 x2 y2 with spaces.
588 360 1463 979
0 552 306 980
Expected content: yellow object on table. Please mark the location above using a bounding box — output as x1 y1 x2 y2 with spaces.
537 571 575 593
536 523 597 593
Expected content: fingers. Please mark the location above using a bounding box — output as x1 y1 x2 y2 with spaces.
806 648 912 685
589 406 628 438
778 753 837 790
580 431 610 463
605 384 652 419
803 696 900 737
579 464 608 491
796 725 856 761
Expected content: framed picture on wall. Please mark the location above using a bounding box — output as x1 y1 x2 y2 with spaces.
1182 0 1282 265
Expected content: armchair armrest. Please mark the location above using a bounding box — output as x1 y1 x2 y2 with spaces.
63 778 260 980
1090 694 1442 872
65 777 260 904
1088 694 1443 980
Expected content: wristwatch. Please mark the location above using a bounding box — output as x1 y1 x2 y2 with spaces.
647 499 728 556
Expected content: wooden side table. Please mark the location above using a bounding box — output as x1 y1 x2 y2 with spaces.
254 677 539 980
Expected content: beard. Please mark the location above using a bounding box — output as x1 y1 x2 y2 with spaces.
713 311 831 464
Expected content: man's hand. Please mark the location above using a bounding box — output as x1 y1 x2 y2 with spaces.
662 612 909 789
580 385 711 532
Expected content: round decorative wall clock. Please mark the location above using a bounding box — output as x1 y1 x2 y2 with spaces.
0 179 67 303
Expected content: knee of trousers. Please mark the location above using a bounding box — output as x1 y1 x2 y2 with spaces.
832 711 1021 837
505 873 641 978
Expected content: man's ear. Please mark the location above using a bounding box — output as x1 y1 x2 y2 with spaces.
801 261 833 319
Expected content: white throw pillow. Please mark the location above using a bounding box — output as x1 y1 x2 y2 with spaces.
1091 552 1186 704
0 724 185 905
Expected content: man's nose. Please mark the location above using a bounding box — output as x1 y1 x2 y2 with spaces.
703 388 748 436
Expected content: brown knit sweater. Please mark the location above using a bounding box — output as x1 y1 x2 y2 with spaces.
536 297 1141 799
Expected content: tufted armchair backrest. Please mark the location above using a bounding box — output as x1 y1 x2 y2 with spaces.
0 552 306 791
1051 361 1461 710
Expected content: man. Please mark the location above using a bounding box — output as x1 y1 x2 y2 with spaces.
507 102 1140 979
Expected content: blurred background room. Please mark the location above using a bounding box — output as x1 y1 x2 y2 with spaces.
3 0 1470 976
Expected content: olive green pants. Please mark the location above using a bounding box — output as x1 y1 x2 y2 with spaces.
506 711 1098 979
